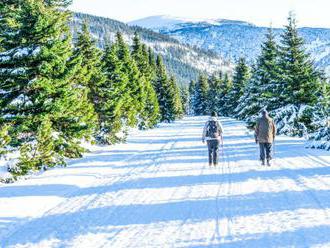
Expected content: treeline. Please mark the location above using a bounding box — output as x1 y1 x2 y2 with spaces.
71 12 232 86
0 0 183 176
190 14 330 149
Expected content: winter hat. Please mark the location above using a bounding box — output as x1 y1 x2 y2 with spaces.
261 109 268 116
211 111 217 117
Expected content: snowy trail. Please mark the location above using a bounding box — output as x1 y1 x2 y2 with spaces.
1 116 330 248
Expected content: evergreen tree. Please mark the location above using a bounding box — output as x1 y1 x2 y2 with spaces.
72 21 107 131
148 47 157 74
169 76 184 119
0 0 95 173
278 13 322 106
193 75 209 116
131 33 160 129
188 80 196 115
236 28 280 123
101 43 130 144
115 32 145 127
273 13 325 136
225 57 250 116
218 73 232 116
207 74 222 115
180 86 190 115
154 55 178 122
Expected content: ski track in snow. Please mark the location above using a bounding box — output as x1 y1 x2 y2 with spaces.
1 116 330 248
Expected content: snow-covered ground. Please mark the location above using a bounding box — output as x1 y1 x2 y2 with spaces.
1 116 330 248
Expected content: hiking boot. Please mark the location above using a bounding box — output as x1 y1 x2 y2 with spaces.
261 160 265 166
267 160 271 166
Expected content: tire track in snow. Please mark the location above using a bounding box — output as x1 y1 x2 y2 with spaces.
2 130 182 247
98 128 187 247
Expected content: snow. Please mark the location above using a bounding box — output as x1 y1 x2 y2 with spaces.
1 116 330 247
128 15 254 32
0 68 26 75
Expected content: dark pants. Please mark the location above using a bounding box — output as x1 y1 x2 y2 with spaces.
207 140 220 165
259 143 273 161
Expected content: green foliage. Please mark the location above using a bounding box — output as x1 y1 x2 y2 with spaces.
278 13 323 106
132 33 160 129
192 75 209 116
180 86 190 115
0 0 96 173
234 14 327 137
13 117 65 176
154 55 183 122
0 125 11 157
236 28 280 123
0 1 186 176
169 76 184 119
225 58 250 115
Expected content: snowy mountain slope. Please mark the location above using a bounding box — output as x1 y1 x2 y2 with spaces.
128 15 255 32
1 116 330 247
128 15 192 32
71 13 233 85
130 16 330 74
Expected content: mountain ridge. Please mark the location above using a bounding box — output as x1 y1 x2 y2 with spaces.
71 12 233 85
129 15 330 75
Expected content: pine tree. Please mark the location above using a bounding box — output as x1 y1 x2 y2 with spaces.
218 73 232 116
169 76 184 119
193 75 209 116
207 74 222 115
131 33 160 129
101 43 130 144
115 32 145 127
180 86 190 115
273 13 324 136
188 80 196 115
0 0 96 173
225 57 250 116
279 13 322 106
72 21 108 133
236 28 280 123
154 55 178 122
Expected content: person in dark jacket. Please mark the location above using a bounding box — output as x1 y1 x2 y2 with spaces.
202 112 223 166
255 110 276 166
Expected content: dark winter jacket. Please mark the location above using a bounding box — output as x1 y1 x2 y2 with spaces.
255 116 276 143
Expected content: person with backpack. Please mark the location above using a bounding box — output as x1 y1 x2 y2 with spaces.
202 112 224 166
255 110 276 166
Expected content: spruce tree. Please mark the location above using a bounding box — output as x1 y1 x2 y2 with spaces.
101 43 130 144
0 0 96 173
115 32 145 127
180 86 190 115
169 76 184 119
279 13 322 106
236 28 280 122
193 75 209 116
219 73 232 116
188 80 196 115
72 21 107 132
274 13 324 136
207 74 222 115
131 33 160 129
225 57 250 116
154 55 178 122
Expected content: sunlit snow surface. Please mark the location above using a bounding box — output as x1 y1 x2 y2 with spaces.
1 117 330 247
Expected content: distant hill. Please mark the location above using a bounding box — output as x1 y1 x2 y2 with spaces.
129 15 330 76
70 13 233 86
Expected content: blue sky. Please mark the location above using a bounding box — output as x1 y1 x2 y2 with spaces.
70 0 330 28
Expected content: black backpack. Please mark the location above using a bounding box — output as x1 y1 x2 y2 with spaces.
206 120 220 138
